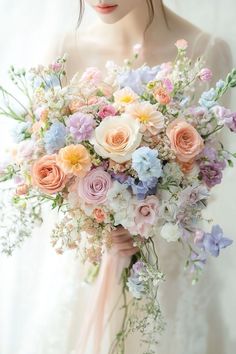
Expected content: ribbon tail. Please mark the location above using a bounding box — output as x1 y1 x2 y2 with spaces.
76 251 129 354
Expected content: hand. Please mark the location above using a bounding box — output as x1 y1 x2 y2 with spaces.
111 225 139 257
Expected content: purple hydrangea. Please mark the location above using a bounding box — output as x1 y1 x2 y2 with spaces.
199 161 225 188
44 121 66 153
196 225 233 257
67 112 94 142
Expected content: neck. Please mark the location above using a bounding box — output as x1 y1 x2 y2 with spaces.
96 1 169 51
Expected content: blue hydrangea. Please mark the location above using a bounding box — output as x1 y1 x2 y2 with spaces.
44 121 66 154
12 122 31 143
125 176 158 200
132 146 162 182
117 65 160 95
199 88 217 109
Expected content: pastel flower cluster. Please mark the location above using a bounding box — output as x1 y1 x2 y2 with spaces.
1 41 236 354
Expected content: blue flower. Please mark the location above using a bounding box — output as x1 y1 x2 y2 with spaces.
44 121 66 154
216 80 225 90
199 88 217 109
125 176 158 199
117 65 160 95
198 225 233 257
132 146 162 182
127 261 146 299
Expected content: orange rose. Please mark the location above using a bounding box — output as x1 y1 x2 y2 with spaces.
166 118 204 162
32 154 68 194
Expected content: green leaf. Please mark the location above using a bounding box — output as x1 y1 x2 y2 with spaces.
228 160 234 167
232 153 236 158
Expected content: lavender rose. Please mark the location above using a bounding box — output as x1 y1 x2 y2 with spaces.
78 168 112 204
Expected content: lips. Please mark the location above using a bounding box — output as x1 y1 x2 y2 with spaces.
94 4 118 14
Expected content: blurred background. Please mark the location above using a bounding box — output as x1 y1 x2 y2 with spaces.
0 1 235 353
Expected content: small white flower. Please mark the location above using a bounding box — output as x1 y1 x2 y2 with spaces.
160 223 180 242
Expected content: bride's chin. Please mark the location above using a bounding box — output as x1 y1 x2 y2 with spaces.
96 13 127 24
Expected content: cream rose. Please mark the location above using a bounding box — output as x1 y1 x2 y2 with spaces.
166 118 204 162
91 115 142 163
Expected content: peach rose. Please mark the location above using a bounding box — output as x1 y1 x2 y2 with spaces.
166 118 204 162
93 208 107 223
154 87 171 105
90 115 142 163
57 144 91 177
32 154 67 194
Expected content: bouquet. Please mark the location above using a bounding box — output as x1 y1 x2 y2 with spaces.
0 39 236 353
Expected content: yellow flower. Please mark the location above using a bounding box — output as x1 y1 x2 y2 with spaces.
57 144 92 177
126 102 165 135
113 87 139 106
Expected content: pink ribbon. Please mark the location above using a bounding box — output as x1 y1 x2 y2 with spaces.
76 250 129 354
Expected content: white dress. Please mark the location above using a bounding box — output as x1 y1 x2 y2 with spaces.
0 32 235 354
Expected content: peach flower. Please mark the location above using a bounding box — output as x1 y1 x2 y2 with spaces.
154 87 171 105
32 154 67 194
93 208 107 223
166 118 204 162
91 115 142 163
16 184 29 195
57 144 91 177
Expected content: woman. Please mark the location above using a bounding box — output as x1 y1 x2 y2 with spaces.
50 2 232 354
0 1 233 354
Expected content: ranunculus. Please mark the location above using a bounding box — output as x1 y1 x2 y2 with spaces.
166 118 204 162
32 154 67 194
91 115 142 163
129 196 159 238
78 167 112 204
57 144 91 177
160 223 180 242
199 68 213 82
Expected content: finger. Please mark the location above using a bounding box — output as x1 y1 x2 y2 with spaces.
111 228 130 237
115 241 134 250
119 247 139 257
112 234 132 244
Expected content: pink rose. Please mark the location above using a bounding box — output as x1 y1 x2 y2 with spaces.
98 105 117 119
129 196 159 238
32 154 68 194
78 167 112 204
166 118 204 162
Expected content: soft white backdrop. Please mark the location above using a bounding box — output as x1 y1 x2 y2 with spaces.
0 1 236 353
